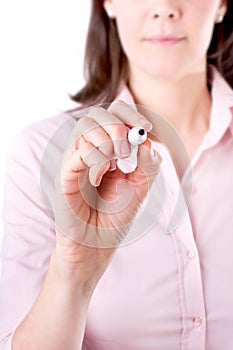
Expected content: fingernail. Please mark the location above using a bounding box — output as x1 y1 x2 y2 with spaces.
109 159 117 171
114 99 124 103
120 140 131 157
94 176 101 187
139 119 153 131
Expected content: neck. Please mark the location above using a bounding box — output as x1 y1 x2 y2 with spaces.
128 65 212 135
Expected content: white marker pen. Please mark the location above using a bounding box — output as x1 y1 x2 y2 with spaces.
117 127 147 173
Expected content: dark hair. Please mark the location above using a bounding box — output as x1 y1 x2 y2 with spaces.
208 0 233 86
68 0 233 112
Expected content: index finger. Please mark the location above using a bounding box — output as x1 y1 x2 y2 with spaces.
107 100 153 132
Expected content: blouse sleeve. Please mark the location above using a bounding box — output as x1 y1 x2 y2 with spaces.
0 126 57 349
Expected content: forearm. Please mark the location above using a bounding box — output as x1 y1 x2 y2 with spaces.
12 251 93 350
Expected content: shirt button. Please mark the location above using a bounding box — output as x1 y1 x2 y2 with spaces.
192 186 198 195
193 316 202 326
187 250 196 259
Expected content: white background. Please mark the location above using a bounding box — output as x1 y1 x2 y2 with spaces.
0 1 91 270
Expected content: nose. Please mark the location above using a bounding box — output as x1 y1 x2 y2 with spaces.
152 4 181 21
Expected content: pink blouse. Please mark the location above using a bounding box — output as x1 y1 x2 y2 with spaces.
1 65 233 349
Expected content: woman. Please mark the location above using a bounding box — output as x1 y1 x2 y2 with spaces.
1 0 233 349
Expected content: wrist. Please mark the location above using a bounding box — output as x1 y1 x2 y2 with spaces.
49 250 97 300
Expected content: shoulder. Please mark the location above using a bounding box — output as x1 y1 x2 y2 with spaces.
19 111 76 151
8 111 79 169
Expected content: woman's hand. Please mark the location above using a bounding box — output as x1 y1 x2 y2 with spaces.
53 101 161 290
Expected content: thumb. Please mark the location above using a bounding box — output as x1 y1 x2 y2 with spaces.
136 139 162 179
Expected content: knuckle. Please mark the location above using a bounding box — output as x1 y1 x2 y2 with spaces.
98 141 114 158
88 106 106 115
76 117 97 133
110 123 127 139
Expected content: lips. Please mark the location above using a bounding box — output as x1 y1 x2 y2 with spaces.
144 34 186 45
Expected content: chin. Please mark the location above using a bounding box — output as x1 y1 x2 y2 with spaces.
143 66 185 81
137 53 181 74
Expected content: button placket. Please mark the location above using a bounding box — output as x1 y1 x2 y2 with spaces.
191 186 198 195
